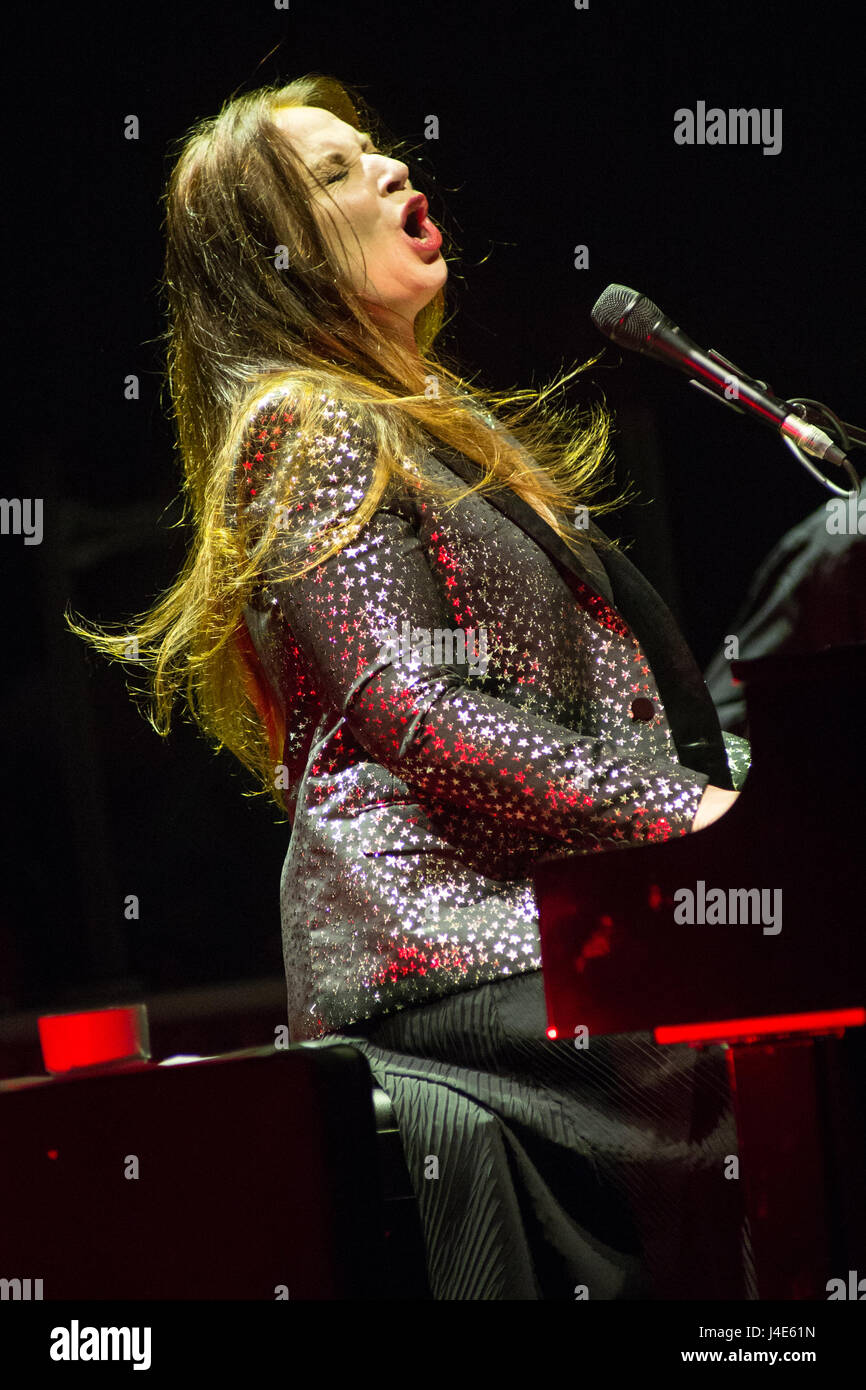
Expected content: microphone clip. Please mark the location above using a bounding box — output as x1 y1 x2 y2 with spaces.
687 348 774 418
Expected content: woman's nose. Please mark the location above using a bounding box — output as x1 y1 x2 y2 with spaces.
379 158 410 196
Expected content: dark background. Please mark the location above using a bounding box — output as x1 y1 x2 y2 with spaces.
2 0 863 1016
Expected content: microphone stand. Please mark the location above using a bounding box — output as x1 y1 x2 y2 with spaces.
689 350 863 497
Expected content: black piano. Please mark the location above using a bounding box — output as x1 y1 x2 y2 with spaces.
534 643 866 1300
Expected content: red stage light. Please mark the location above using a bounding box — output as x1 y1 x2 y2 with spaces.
38 1004 150 1073
655 1006 865 1046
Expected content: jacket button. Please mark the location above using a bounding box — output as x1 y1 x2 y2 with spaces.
630 696 656 722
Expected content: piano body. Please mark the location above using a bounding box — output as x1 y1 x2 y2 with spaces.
534 644 866 1300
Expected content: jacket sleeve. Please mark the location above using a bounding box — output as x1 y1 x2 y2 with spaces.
236 391 709 848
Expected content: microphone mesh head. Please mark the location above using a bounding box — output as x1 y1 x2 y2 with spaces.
591 284 662 348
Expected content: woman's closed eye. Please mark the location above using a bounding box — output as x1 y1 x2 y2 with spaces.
321 144 381 184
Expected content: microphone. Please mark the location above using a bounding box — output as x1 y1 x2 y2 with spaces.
590 284 849 469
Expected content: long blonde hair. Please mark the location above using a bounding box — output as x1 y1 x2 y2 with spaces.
65 73 625 816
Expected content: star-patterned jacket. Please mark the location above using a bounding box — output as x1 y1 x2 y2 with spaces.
231 387 749 1040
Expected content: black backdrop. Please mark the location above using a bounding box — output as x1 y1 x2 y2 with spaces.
3 0 863 1011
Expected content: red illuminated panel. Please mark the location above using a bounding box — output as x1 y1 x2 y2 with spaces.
655 1007 865 1046
38 1005 150 1073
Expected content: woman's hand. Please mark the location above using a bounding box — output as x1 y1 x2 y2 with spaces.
692 784 740 832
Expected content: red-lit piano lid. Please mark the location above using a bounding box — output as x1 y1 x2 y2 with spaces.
545 1007 866 1045
38 1004 150 1073
654 1007 866 1046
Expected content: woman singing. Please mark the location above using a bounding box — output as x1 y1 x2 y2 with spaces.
68 74 752 1300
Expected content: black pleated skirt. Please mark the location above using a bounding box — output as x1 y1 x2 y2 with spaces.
320 970 757 1301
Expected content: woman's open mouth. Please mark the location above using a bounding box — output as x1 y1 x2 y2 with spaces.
400 195 443 259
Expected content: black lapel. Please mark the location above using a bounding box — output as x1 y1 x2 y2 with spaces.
591 527 733 786
425 438 732 788
426 440 617 604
